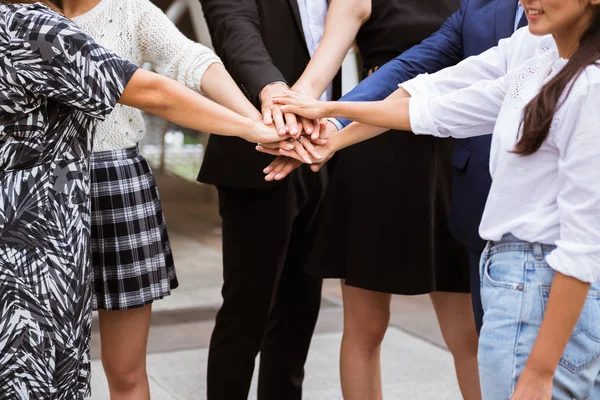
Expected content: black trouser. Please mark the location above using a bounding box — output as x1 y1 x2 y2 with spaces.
469 250 484 335
207 167 325 400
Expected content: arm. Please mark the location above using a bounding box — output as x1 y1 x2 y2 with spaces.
333 0 468 128
135 0 260 121
400 27 536 98
200 0 309 136
513 84 600 397
292 0 371 99
199 0 286 104
119 69 282 144
10 6 282 146
274 74 507 137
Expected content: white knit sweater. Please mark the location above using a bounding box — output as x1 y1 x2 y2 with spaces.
72 0 222 152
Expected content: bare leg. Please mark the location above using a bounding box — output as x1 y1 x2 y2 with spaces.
429 292 481 400
340 281 391 400
98 304 153 400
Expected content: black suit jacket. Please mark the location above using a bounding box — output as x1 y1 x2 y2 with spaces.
197 0 339 189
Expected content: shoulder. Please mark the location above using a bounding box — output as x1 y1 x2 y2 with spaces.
569 62 600 100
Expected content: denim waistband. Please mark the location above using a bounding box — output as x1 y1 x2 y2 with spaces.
91 146 139 162
486 234 556 260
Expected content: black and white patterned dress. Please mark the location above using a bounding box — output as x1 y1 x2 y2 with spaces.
0 4 137 398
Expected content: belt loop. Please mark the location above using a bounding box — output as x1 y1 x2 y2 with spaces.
533 242 544 260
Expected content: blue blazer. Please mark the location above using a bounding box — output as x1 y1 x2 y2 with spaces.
337 0 520 253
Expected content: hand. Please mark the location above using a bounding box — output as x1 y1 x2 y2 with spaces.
248 121 289 144
272 90 328 120
261 82 303 138
510 369 553 400
256 120 338 165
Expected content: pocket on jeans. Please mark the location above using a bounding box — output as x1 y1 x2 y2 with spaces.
483 255 524 291
541 285 600 373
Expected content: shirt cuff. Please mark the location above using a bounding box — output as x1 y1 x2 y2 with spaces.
408 96 443 137
328 118 344 132
400 74 443 98
546 244 600 284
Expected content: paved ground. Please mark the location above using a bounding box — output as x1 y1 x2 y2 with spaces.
89 173 463 399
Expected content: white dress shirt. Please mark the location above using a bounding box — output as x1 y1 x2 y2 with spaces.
297 0 333 101
407 36 600 284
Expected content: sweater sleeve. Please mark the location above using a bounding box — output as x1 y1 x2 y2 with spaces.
135 0 222 92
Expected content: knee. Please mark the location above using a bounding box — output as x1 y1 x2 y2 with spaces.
102 355 147 393
344 313 389 354
444 325 479 359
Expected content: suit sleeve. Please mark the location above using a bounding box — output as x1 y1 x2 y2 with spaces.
199 0 287 106
336 0 468 128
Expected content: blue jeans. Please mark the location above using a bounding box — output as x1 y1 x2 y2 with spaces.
478 234 600 399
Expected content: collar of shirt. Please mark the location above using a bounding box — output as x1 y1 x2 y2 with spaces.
514 3 525 32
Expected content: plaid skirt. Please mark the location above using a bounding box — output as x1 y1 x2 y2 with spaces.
90 146 178 311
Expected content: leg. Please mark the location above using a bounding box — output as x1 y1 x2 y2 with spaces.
258 168 325 400
430 292 481 400
468 251 484 334
339 282 391 400
98 305 152 400
207 185 296 400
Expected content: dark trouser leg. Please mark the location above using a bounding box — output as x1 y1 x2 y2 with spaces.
257 169 325 400
468 250 484 335
207 168 325 400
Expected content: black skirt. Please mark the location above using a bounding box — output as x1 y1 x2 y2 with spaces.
306 129 470 295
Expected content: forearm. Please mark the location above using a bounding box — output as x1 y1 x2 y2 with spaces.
526 272 590 377
325 97 411 131
121 70 255 140
292 0 369 99
330 122 388 151
201 63 263 121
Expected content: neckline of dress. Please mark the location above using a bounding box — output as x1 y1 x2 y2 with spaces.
71 0 114 25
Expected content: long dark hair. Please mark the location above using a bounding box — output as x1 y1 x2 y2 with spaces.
515 7 600 155
0 0 61 13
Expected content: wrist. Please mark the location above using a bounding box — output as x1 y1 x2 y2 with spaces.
321 101 335 118
260 81 288 105
524 357 557 381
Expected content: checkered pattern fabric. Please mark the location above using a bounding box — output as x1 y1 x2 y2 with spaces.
90 147 178 311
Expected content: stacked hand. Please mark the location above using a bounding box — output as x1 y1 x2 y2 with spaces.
260 83 325 140
256 119 339 181
253 84 340 180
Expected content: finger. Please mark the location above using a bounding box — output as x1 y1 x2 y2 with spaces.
278 148 309 164
258 141 295 151
310 119 321 140
263 107 273 125
297 136 322 160
274 159 302 180
272 107 287 135
265 157 291 181
300 117 314 137
256 145 282 157
263 158 278 175
310 163 323 172
284 112 300 137
289 138 314 164
310 138 328 146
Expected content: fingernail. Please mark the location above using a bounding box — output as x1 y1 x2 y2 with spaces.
316 153 322 159
285 144 294 150
275 173 282 179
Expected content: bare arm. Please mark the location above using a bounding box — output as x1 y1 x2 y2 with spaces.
119 69 281 144
201 63 263 121
292 0 371 99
